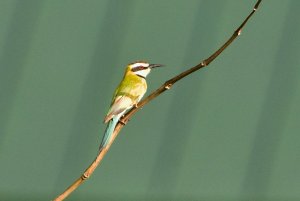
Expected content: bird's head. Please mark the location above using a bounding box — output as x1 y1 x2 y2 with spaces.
128 61 163 78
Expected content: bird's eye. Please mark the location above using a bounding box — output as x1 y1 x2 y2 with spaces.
132 66 148 72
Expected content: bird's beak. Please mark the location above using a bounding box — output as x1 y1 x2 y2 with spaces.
149 64 164 69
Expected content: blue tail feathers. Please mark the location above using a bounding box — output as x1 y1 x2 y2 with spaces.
99 113 123 151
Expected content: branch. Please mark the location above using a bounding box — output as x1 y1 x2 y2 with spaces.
53 1 262 200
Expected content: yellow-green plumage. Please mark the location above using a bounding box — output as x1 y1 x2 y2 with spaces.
99 61 162 151
104 66 147 123
113 67 147 103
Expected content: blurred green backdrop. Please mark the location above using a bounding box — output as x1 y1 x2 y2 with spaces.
0 0 299 200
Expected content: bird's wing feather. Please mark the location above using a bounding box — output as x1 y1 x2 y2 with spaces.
104 95 133 123
104 74 146 123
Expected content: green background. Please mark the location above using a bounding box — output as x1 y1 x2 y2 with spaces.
0 0 299 200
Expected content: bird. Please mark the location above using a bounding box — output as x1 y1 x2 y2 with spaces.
99 61 163 151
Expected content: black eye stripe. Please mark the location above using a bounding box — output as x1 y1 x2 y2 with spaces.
132 66 148 72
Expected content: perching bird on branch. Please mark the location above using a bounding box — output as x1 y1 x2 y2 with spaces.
99 61 163 151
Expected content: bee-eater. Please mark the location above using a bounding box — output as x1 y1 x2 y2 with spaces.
99 61 163 151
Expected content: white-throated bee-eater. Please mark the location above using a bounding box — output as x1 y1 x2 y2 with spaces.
99 61 163 151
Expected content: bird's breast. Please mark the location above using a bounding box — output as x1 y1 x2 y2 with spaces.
118 74 147 103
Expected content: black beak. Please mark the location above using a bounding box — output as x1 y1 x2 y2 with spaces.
149 64 164 69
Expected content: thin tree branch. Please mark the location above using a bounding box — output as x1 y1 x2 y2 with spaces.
53 1 262 200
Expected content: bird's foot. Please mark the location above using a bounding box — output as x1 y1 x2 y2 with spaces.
119 118 129 125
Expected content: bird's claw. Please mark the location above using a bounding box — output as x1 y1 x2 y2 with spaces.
119 118 129 125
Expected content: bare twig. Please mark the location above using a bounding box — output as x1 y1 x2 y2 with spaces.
53 1 262 200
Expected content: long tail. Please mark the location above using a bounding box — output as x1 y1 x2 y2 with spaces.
99 113 122 151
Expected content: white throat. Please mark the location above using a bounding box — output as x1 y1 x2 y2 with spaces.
135 68 151 78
